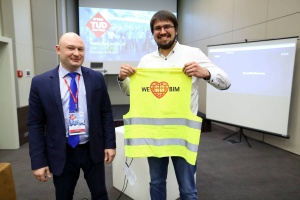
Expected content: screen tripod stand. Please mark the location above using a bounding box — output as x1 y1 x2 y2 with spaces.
223 128 251 148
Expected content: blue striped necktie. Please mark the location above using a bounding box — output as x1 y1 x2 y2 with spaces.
68 72 79 148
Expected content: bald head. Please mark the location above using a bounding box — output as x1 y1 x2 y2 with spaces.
56 32 85 72
58 32 83 47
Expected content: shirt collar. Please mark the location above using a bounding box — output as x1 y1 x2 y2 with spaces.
59 64 82 78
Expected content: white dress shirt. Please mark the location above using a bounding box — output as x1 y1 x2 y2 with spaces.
59 65 89 144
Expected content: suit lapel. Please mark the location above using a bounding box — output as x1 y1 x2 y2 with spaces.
50 67 65 124
81 67 92 122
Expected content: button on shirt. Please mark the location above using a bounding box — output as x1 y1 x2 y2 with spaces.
59 65 89 144
118 42 231 114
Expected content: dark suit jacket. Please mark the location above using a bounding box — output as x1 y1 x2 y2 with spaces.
28 66 116 176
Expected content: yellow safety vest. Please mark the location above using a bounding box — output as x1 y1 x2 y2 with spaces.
123 68 202 165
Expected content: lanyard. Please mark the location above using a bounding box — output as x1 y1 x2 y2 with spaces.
63 75 80 107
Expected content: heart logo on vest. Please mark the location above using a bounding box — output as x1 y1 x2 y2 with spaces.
150 81 169 99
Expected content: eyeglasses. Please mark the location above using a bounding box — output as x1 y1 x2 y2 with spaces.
154 25 175 32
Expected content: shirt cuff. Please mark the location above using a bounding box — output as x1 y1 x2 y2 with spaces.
117 76 129 87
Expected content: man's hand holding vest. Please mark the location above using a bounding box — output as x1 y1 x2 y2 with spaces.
183 61 211 79
118 64 136 81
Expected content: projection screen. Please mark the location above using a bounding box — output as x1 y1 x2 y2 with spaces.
78 0 177 74
206 37 298 137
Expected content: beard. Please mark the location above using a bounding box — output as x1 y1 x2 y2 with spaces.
156 36 176 50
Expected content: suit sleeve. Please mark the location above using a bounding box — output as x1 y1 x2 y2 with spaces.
99 75 116 149
27 76 48 170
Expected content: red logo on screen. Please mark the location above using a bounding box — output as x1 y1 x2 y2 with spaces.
86 12 111 38
150 81 169 99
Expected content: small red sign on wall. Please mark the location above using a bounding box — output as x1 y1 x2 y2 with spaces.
17 70 23 78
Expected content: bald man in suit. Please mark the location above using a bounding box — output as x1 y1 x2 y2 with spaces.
28 32 116 200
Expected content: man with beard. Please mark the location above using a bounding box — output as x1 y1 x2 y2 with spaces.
117 10 231 200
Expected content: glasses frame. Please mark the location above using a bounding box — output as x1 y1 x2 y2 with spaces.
153 25 175 32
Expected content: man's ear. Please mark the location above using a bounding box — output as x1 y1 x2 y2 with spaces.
55 45 60 54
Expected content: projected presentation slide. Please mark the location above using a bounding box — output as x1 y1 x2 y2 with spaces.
79 7 158 62
208 42 296 97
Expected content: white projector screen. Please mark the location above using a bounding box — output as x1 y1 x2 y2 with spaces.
78 0 177 74
206 37 298 137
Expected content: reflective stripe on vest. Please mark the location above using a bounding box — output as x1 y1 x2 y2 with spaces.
125 138 199 152
123 117 202 129
123 68 202 165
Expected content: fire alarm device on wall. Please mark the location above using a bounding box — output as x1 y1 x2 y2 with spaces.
17 70 23 78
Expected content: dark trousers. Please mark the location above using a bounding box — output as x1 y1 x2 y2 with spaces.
53 143 108 200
